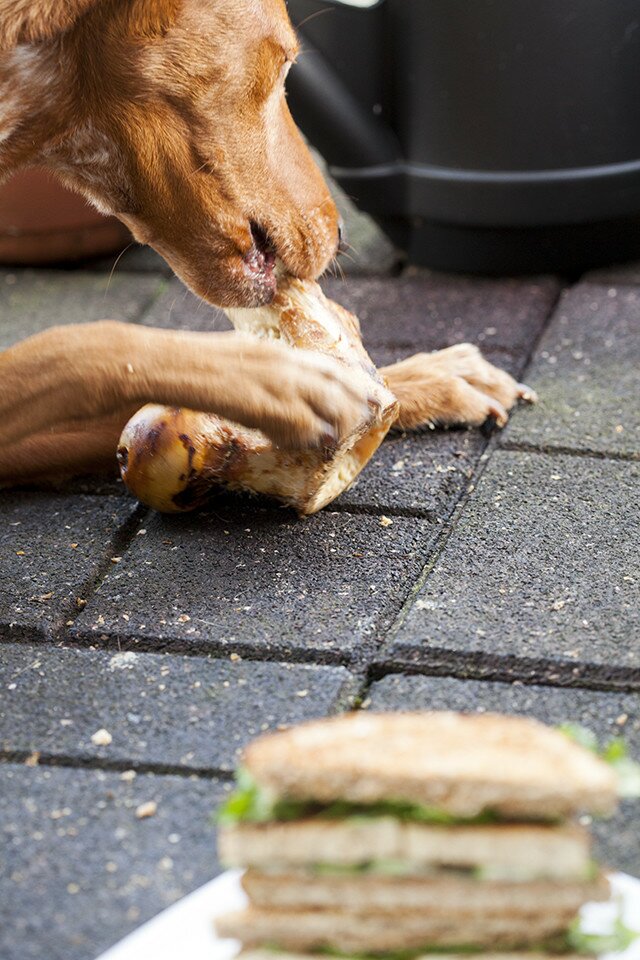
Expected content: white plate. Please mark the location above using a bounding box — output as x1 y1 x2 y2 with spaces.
96 870 640 960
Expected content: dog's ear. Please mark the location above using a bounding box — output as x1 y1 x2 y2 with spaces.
0 0 99 49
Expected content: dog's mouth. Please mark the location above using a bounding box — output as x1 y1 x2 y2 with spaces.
243 222 278 301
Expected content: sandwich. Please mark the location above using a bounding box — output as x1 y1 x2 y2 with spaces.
214 711 639 960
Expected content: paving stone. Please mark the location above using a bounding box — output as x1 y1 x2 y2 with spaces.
367 673 640 876
137 275 231 332
335 427 484 517
505 284 640 457
0 269 165 349
71 504 438 664
17 474 128 498
0 642 351 772
0 762 226 960
0 492 138 639
321 273 561 361
383 450 640 684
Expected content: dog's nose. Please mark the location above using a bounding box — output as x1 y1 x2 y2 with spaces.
337 219 348 254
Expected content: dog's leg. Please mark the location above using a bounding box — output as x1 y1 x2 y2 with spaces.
0 409 138 485
380 344 536 431
0 321 368 482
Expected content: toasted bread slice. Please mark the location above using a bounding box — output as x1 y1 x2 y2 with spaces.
241 869 608 914
243 712 617 819
220 819 591 879
216 905 578 953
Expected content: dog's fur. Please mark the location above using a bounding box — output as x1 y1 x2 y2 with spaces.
0 0 530 486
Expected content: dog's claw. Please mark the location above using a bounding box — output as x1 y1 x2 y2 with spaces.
487 400 509 428
517 383 538 404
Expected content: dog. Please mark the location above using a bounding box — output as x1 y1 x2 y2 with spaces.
0 0 531 487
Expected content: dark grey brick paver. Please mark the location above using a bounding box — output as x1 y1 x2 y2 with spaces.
505 284 640 457
336 428 483 517
0 493 138 639
367 673 640 875
1 763 225 960
0 643 351 771
71 505 437 663
137 276 230 331
0 270 165 349
321 273 560 361
383 450 640 684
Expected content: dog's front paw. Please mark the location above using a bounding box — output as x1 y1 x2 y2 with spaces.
382 343 537 432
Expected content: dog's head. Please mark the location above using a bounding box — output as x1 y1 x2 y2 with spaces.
0 0 341 306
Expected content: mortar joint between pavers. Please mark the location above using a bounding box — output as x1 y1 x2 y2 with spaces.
499 439 640 463
0 748 236 782
64 627 352 668
330 502 438 521
55 503 149 642
368 652 640 695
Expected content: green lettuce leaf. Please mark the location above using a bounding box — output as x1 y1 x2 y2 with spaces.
214 769 501 827
558 724 640 799
566 912 639 954
215 768 276 826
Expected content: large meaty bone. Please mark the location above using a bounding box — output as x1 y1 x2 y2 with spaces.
118 278 399 516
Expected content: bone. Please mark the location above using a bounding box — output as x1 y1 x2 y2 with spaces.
117 278 398 515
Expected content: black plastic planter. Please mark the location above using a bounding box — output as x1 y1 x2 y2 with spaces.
286 0 640 273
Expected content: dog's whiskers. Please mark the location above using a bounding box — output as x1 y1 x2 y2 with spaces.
104 242 134 300
295 7 334 30
341 239 362 257
328 255 346 281
337 248 357 267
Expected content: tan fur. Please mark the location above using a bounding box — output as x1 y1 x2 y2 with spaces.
0 0 338 304
382 344 536 431
0 0 99 48
117 278 399 515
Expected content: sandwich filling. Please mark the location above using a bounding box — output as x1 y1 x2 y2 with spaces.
218 768 508 828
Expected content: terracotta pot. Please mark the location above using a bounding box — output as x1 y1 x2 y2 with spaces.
0 167 132 264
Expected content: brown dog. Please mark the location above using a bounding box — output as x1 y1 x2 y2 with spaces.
0 0 530 486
